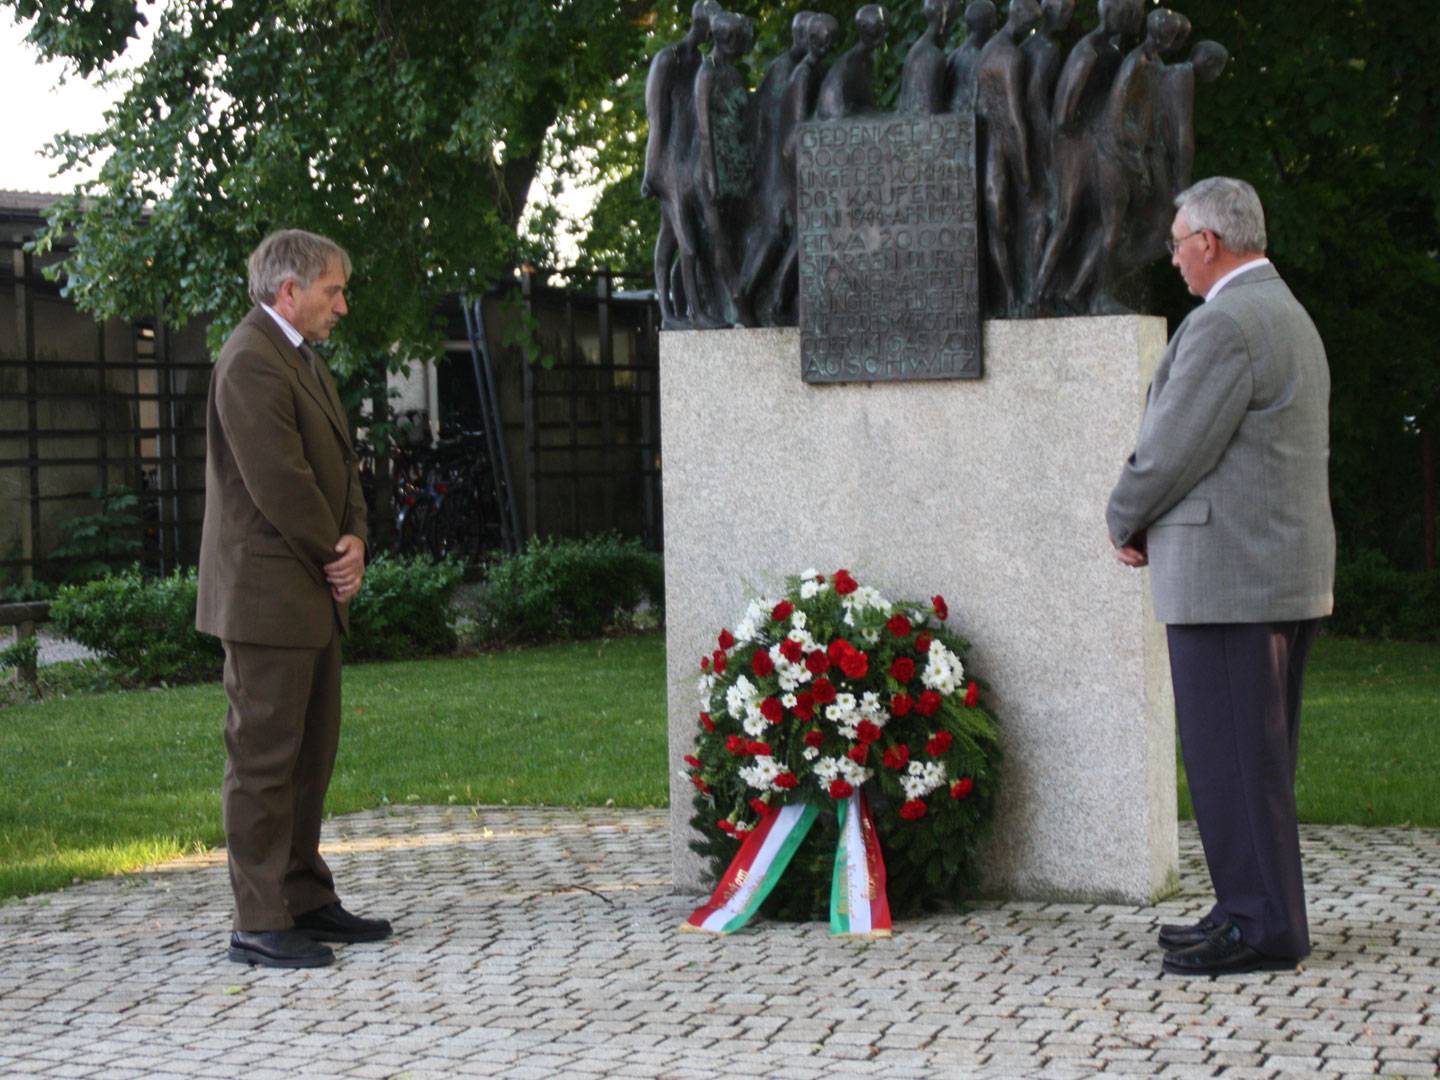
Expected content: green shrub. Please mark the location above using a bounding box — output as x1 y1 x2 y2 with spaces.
49 567 223 685
1331 550 1440 641
344 554 465 661
472 534 664 645
49 487 144 582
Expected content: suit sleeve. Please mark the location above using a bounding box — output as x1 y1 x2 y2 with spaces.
214 347 343 570
1106 309 1254 545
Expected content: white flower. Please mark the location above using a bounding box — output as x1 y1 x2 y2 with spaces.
861 629 880 646
739 755 782 791
800 580 821 599
800 567 819 580
781 693 798 709
790 610 807 630
726 674 757 719
802 746 820 761
900 759 949 800
835 692 857 713
742 704 768 737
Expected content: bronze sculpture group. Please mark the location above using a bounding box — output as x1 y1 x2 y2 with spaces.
641 0 1227 328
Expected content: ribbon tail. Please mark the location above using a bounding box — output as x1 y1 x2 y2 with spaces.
684 802 819 934
829 790 893 938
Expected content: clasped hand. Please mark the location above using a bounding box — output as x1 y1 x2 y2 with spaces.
325 534 366 602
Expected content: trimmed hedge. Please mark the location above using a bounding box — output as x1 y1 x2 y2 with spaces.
470 534 664 645
49 555 464 684
1330 551 1440 641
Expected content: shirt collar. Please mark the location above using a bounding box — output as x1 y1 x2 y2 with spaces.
1205 257 1271 303
260 302 306 348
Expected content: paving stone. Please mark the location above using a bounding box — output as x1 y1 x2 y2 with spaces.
1 810 1437 1079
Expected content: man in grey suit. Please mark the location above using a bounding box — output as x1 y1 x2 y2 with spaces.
1107 177 1334 976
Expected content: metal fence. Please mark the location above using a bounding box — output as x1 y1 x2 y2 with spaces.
1 246 661 587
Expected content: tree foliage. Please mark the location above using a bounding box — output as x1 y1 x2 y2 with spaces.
10 0 1438 566
9 0 654 385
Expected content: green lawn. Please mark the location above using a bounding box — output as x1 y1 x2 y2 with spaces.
1177 636 1440 827
0 634 668 900
1 633 1435 902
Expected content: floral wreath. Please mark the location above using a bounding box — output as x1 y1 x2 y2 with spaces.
684 568 1001 922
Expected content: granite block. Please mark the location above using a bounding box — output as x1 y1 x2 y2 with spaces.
661 320 1178 904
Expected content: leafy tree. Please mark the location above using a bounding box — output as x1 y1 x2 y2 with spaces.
7 0 653 382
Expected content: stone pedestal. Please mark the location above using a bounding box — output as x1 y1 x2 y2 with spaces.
662 319 1178 905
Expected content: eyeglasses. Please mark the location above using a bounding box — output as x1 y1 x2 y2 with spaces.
1165 229 1216 255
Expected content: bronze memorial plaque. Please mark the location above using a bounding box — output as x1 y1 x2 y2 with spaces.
797 112 980 384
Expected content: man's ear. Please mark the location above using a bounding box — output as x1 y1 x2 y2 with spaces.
274 277 297 310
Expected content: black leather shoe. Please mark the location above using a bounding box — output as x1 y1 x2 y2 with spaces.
1161 921 1298 977
294 901 393 943
1157 915 1219 951
228 929 334 968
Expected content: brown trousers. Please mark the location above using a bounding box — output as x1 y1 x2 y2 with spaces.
221 630 343 930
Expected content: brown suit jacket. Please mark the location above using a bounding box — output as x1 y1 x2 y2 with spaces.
196 307 367 647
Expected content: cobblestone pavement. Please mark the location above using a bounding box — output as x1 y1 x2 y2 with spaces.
1 808 1436 1079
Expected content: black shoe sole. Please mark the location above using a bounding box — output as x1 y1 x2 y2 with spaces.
1157 931 1209 951
296 926 393 944
1161 955 1298 977
227 944 334 968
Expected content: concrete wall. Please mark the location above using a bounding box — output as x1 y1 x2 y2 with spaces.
661 318 1178 906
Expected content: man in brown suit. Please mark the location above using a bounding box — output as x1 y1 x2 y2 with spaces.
198 229 391 968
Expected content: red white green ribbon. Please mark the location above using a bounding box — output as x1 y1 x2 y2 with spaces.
683 802 819 934
685 792 894 937
829 790 893 937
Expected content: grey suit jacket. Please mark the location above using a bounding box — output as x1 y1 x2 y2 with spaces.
1106 264 1335 624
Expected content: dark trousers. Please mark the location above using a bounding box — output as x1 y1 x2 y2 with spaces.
221 630 342 930
1167 619 1320 960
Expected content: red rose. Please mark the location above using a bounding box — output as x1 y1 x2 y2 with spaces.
887 613 912 637
828 779 854 799
717 819 734 833
964 681 979 707
726 735 746 754
833 569 858 595
804 727 825 748
712 651 728 675
926 731 953 756
700 711 715 732
827 638 853 662
805 650 831 675
882 744 910 769
889 656 916 683
718 629 735 650
847 744 869 765
914 632 933 655
749 797 769 816
752 650 775 677
932 595 949 621
684 754 701 769
795 691 816 720
691 775 711 794
775 771 798 790
891 692 914 716
839 650 869 679
746 740 772 757
779 638 804 663
700 655 710 672
916 690 942 716
760 697 784 724
772 600 794 621
812 678 837 705
899 799 928 821
951 776 974 800
856 719 882 744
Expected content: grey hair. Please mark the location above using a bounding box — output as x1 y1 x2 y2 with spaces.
247 229 352 306
1174 177 1267 254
